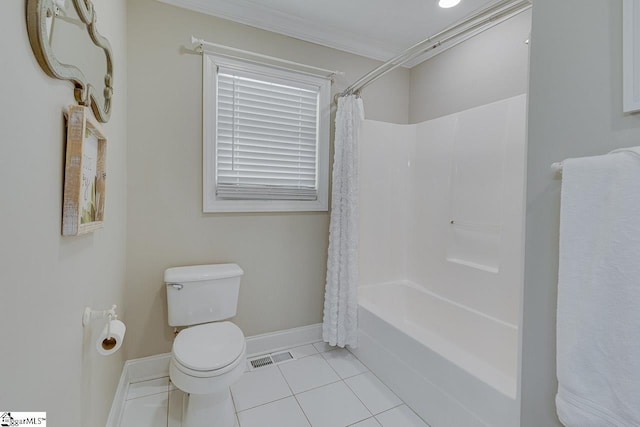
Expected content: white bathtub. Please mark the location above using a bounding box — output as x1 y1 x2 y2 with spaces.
350 281 520 427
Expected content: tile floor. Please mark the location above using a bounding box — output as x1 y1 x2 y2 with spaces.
120 342 429 427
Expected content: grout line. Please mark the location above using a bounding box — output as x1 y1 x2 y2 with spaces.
124 389 171 402
291 378 370 427
294 378 344 396
347 417 380 427
230 386 237 412
373 402 404 417
339 370 372 380
235 395 293 415
343 350 411 419
128 374 171 384
373 404 430 426
346 350 404 402
340 376 374 420
343 375 377 415
373 405 404 418
296 353 318 360
277 362 296 396
290 343 321 356
229 388 242 427
320 348 371 381
344 413 374 427
318 350 345 380
277 353 343 395
292 394 313 427
165 379 170 427
341 369 405 419
404 404 430 426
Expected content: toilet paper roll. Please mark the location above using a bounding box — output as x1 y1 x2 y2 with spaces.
97 319 126 356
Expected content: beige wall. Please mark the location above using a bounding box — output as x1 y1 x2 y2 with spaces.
125 0 410 360
0 1 127 426
521 1 640 425
409 9 531 124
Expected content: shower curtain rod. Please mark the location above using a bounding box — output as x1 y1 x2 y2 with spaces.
338 0 531 99
191 37 344 79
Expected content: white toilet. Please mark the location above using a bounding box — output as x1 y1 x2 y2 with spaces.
165 263 246 427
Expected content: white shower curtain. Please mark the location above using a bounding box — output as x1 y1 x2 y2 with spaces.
322 95 364 348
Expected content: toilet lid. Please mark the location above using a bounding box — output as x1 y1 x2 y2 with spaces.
173 322 245 371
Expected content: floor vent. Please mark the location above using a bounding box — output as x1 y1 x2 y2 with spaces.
249 355 273 369
248 351 295 370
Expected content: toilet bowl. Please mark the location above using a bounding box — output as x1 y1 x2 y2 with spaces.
170 322 246 394
165 264 246 427
169 322 246 427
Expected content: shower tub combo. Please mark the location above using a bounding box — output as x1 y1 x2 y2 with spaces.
351 281 519 427
354 95 526 427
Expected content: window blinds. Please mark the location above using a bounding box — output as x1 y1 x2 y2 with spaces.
216 67 320 200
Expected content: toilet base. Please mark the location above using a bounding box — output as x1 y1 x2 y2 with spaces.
182 388 236 427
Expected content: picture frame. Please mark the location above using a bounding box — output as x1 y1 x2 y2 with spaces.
62 105 107 236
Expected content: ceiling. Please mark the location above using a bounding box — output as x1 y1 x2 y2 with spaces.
158 0 504 66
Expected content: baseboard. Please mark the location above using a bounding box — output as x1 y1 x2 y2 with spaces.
126 352 173 382
245 323 322 357
106 323 323 426
105 362 132 427
105 353 173 427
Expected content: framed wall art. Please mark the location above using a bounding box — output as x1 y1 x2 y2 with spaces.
62 105 107 236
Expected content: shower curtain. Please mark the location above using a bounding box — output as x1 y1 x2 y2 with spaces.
322 94 364 348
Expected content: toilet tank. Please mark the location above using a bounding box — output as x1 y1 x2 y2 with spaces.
165 263 244 327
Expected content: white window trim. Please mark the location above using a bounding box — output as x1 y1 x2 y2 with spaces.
203 53 331 213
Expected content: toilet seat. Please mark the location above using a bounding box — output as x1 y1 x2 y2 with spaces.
172 346 245 378
172 321 246 377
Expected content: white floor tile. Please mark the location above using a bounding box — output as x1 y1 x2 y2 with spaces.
321 348 369 379
120 392 168 427
167 388 185 427
231 366 292 411
296 381 371 427
345 372 402 415
376 405 428 427
119 345 418 427
287 344 318 359
278 354 340 394
312 341 338 353
350 417 382 427
127 377 170 400
237 396 310 427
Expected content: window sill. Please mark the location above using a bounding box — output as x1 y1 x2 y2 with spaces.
203 198 328 213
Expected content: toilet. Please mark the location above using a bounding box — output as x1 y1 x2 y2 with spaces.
165 263 246 427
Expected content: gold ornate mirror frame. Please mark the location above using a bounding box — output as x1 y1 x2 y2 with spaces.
26 0 113 123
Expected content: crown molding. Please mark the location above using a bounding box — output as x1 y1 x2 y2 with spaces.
158 0 529 70
157 0 401 62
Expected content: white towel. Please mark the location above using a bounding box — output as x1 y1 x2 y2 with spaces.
556 147 640 427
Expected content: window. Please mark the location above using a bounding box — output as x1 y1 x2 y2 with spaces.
203 54 331 212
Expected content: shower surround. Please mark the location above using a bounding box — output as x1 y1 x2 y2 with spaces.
353 94 527 427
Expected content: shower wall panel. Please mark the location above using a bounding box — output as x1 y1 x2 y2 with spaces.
409 94 526 326
359 120 415 287
359 94 526 326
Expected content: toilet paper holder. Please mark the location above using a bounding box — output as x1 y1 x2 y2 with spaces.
82 304 118 327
